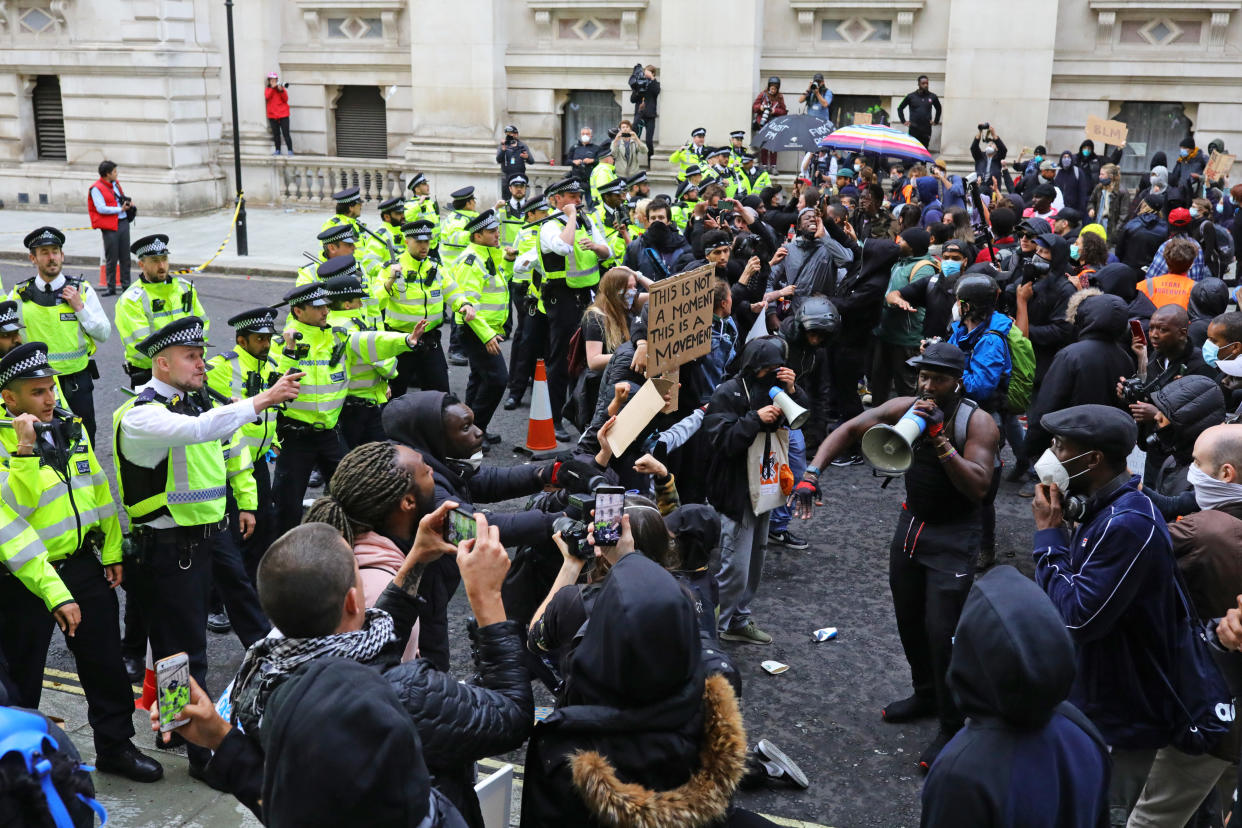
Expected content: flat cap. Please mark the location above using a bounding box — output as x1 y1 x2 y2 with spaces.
406 172 427 190
522 196 548 215
544 178 582 198
464 209 500 235
136 316 210 359
316 254 361 281
401 219 435 240
322 274 366 301
906 342 965 375
596 176 626 196
282 282 331 307
23 226 65 250
690 127 706 138
626 171 648 187
1039 159 1057 172
0 342 58 389
706 147 730 161
730 130 746 140
675 179 700 199
131 234 170 258
507 174 528 187
227 307 278 334
684 164 705 179
450 186 475 200
1040 404 1138 458
595 145 615 160
332 186 361 205
377 196 403 212
0 300 23 333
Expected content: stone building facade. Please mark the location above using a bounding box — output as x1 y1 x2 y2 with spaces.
0 0 1238 215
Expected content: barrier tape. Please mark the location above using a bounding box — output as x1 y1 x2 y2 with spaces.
170 193 244 275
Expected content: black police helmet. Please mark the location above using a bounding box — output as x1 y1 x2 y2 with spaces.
955 274 999 308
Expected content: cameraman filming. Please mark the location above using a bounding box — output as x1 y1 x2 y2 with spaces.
800 73 832 122
628 64 659 162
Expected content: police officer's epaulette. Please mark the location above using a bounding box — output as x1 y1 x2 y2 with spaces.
134 387 161 405
223 351 240 362
464 253 479 267
13 277 36 301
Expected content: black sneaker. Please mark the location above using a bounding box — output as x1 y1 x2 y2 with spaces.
484 431 502 444
448 352 469 366
767 529 809 550
503 395 521 410
881 693 936 723
554 426 571 443
919 727 956 773
830 453 865 467
308 469 324 488
207 610 231 634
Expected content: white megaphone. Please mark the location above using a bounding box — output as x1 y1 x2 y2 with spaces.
860 403 928 475
768 387 810 429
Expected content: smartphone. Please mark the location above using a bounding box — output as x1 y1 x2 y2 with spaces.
443 507 477 545
155 652 191 732
1128 318 1148 346
592 485 625 547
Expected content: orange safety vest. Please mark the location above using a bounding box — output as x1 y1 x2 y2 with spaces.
1137 272 1194 309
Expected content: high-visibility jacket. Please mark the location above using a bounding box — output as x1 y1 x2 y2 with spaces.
453 243 511 343
589 205 627 268
9 276 99 374
707 165 741 198
671 201 698 233
1138 273 1194 310
402 197 441 251
321 214 388 272
669 143 707 179
0 420 117 609
112 389 233 527
537 214 602 289
0 502 72 610
327 308 398 405
513 225 546 313
738 167 772 196
273 319 412 428
499 202 525 249
206 346 280 463
589 162 617 204
378 251 464 333
373 221 407 259
728 148 747 170
438 210 477 262
114 277 207 371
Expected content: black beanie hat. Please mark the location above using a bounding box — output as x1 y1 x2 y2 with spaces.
899 227 931 257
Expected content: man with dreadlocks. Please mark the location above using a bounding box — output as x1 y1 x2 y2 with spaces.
301 440 534 828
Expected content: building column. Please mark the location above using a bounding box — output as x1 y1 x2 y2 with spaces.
941 0 1060 161
656 0 765 154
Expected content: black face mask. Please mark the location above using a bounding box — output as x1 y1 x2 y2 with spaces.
646 220 670 246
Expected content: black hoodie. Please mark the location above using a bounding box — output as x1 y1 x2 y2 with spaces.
1188 277 1230 347
921 566 1109 828
1023 235 1077 384
1093 262 1156 325
1025 293 1135 458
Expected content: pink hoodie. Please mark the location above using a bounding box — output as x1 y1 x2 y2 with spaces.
354 530 419 663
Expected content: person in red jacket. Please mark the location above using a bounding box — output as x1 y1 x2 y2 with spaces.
87 160 133 295
265 72 292 156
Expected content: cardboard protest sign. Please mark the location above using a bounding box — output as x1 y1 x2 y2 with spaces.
1205 150 1236 183
606 378 669 456
1085 115 1127 147
853 112 872 125
645 264 714 379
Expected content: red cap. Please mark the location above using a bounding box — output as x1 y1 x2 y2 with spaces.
1169 207 1191 226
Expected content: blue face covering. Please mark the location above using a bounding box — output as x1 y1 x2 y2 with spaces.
940 259 962 277
1081 149 1090 157
1070 244 1079 260
1203 340 1220 366
1179 148 1190 158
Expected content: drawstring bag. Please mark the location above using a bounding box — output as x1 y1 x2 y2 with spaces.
0 707 107 827
747 428 790 515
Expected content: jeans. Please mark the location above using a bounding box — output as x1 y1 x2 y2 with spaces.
717 510 771 632
100 222 131 290
269 117 292 152
767 428 805 534
996 410 1028 472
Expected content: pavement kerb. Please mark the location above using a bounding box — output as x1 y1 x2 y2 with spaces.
0 255 298 280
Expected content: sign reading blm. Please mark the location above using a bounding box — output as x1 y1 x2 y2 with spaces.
1084 114 1127 147
646 263 715 379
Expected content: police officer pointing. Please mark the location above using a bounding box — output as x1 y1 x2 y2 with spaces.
0 342 163 782
112 317 299 776
10 227 110 445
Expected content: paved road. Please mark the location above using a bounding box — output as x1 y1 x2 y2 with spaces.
8 262 1041 827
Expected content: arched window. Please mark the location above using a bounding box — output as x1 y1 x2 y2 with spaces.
335 85 388 159
1112 102 1193 190
33 75 66 161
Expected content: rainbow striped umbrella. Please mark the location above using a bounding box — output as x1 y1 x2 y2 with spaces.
817 124 933 162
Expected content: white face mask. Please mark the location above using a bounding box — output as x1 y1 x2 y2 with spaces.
951 301 962 323
580 134 591 144
462 450 484 471
1033 448 1093 492
1187 463 1242 510
983 144 996 156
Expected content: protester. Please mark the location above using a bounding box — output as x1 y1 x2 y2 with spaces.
1145 208 1212 283
1144 375 1226 521
920 567 1110 827
1087 162 1128 241
873 228 937 404
1013 233 1075 387
1188 276 1230 347
1169 135 1207 204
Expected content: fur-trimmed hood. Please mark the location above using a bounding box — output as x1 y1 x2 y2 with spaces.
569 674 748 828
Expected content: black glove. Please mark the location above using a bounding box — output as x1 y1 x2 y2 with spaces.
911 405 945 438
789 478 820 519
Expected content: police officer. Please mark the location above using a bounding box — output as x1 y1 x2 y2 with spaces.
504 195 552 410
625 171 651 210
439 185 479 262
590 176 632 267
206 306 281 582
454 209 514 441
589 145 617 206
379 219 461 395
321 186 385 275
539 178 609 441
671 179 701 233
738 153 773 196
727 130 748 169
0 342 163 782
115 234 207 387
10 227 110 445
500 175 528 249
705 147 739 198
296 224 383 325
796 343 1000 770
402 172 440 256
272 280 424 534
113 317 300 775
322 265 395 448
0 300 23 356
669 127 709 180
373 196 408 260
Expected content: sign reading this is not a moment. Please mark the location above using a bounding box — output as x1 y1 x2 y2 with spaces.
645 263 715 379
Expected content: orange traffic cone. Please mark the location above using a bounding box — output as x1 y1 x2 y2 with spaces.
515 359 560 458
135 667 157 712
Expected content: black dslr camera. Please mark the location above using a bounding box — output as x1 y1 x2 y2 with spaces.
1120 375 1159 406
551 516 592 560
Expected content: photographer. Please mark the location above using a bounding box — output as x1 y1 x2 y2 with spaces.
496 125 532 200
1013 233 1076 386
1143 375 1226 521
264 72 292 156
751 78 787 171
628 64 659 162
611 119 648 180
798 343 1000 770
969 125 1008 192
800 73 832 121
87 161 134 295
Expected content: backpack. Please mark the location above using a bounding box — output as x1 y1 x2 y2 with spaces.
982 323 1035 413
0 708 105 827
1199 222 1235 279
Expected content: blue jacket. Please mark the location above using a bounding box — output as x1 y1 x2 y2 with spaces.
1033 477 1180 749
701 315 738 390
949 311 1012 407
916 176 944 226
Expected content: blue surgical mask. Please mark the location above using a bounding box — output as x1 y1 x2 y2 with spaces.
1203 340 1220 366
1081 149 1091 157
1179 148 1190 158
1061 157 1072 168
940 259 962 277
1217 202 1225 214
1070 244 1079 260
1190 207 1200 219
